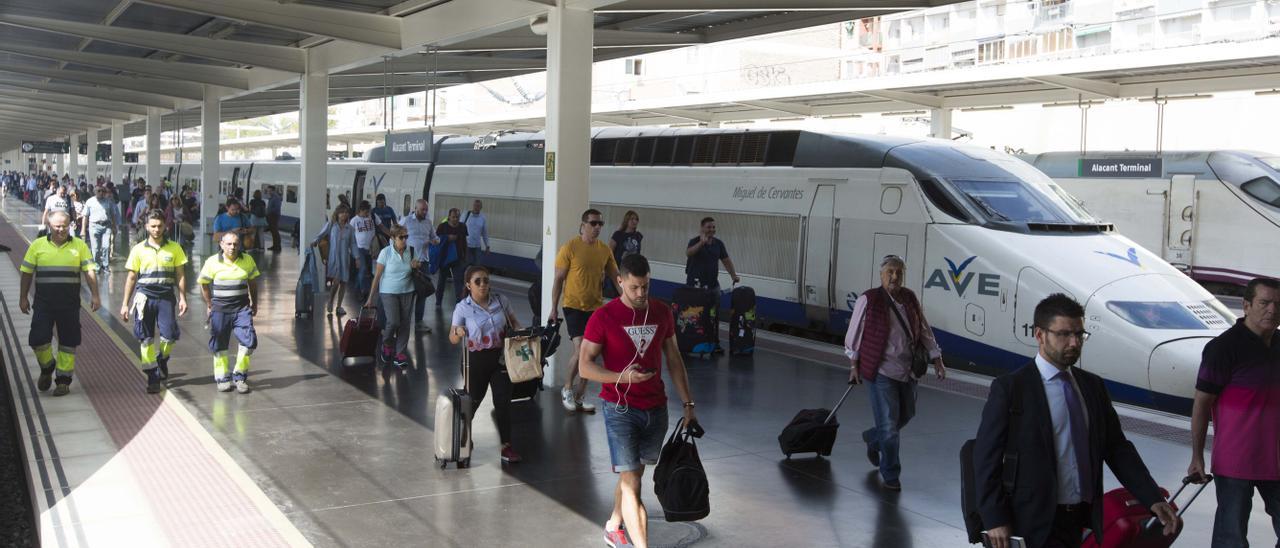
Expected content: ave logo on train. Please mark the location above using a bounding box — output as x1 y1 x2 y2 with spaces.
925 256 1001 298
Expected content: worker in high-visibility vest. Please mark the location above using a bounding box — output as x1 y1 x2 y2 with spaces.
18 210 102 396
197 231 260 394
120 210 189 394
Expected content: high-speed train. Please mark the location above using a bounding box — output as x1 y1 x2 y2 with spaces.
100 129 1236 413
1021 150 1280 294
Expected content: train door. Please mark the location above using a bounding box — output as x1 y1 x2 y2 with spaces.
401 169 420 215
351 169 367 207
803 184 837 311
1163 174 1197 270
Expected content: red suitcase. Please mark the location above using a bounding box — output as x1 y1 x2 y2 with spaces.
340 307 379 366
1081 475 1213 548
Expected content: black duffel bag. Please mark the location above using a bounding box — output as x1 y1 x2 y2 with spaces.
653 418 709 522
409 247 434 299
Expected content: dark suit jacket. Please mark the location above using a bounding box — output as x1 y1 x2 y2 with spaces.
973 362 1163 548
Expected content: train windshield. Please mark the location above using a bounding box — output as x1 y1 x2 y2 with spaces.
1208 152 1280 208
949 178 1094 223
1107 301 1233 330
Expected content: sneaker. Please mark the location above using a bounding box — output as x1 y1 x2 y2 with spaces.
879 475 902 491
393 353 410 369
52 384 70 397
36 363 55 392
500 446 522 464
866 442 880 468
576 397 596 414
603 525 631 548
561 387 578 413
335 307 348 316
380 345 395 363
234 379 251 394
216 377 233 392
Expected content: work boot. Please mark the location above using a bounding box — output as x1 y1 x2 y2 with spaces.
144 367 163 394
156 355 170 380
216 376 233 392
37 362 55 392
233 372 251 394
52 377 72 397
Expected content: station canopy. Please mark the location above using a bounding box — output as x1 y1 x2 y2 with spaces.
0 0 970 152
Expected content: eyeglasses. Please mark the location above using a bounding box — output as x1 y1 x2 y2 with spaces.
586 220 604 227
394 235 407 240
1042 329 1091 341
471 278 490 285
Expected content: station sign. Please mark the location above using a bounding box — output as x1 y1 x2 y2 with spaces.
79 143 112 159
1078 158 1162 178
21 141 69 154
385 130 434 163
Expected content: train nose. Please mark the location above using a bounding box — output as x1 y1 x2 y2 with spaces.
1148 337 1212 401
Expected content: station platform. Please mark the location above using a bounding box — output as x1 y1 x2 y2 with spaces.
0 194 1275 547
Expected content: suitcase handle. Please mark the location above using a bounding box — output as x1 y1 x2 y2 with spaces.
824 384 856 425
1141 474 1214 531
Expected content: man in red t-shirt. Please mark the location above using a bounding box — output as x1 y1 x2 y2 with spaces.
579 254 698 548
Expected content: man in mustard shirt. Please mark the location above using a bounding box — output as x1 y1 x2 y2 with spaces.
18 210 101 396
548 208 622 414
119 211 189 394
198 232 260 394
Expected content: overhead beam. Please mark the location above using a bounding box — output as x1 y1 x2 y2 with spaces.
0 116 98 134
639 107 715 123
1025 75 1122 99
0 14 306 73
134 0 403 50
0 62 205 100
595 0 932 10
608 12 695 30
0 105 120 127
0 44 255 90
856 89 946 109
591 114 636 126
733 99 812 117
0 94 138 121
325 73 470 90
443 29 702 51
0 80 179 109
0 87 149 116
340 54 546 74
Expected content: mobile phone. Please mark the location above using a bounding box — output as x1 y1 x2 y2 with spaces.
980 532 1027 548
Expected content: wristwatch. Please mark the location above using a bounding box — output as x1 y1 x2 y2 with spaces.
683 401 696 408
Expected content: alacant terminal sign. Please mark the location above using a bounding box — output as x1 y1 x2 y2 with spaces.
21 141 69 154
1078 158 1163 178
385 130 434 163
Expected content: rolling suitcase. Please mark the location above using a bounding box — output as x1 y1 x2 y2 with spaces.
295 246 319 318
1080 474 1213 548
729 285 756 355
672 286 719 359
435 350 473 468
339 306 379 366
778 385 855 458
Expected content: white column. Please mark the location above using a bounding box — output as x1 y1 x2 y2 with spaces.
201 85 222 257
69 133 80 181
542 2 594 387
930 108 953 139
299 62 328 256
55 150 64 175
85 129 98 182
111 122 124 186
146 107 162 187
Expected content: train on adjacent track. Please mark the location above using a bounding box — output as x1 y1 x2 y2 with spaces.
99 128 1239 413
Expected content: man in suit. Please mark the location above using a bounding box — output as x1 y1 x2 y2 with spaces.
973 293 1179 548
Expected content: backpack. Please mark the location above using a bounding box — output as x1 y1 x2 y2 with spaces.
960 375 1023 544
653 418 710 522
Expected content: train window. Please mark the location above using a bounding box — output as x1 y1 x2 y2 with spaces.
691 136 716 165
920 178 972 222
653 137 675 165
1106 301 1211 330
1241 177 1280 207
715 134 743 165
286 185 298 204
741 133 768 165
591 139 618 165
764 132 800 166
950 179 1063 223
880 186 902 214
403 195 412 216
672 136 694 165
634 137 656 165
614 138 636 165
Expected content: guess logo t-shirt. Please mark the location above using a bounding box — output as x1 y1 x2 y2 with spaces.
584 297 674 410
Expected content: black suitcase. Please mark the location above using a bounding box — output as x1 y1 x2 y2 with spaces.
672 286 719 358
778 385 854 458
729 286 756 355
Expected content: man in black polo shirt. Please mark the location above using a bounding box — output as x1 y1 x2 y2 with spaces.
1188 277 1280 546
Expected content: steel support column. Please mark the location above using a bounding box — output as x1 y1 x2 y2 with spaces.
201 85 221 257
146 107 162 187
542 2 594 387
85 129 97 182
111 122 124 187
299 65 328 259
68 133 80 181
930 108 952 139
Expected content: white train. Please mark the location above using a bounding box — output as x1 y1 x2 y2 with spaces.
1021 151 1280 294
100 129 1236 413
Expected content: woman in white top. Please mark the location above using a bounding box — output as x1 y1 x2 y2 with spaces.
449 265 523 464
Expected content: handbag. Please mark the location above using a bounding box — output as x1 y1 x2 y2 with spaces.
500 296 543 383
653 418 710 522
885 288 930 378
408 247 435 299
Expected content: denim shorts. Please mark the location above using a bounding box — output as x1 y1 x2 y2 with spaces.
602 401 668 473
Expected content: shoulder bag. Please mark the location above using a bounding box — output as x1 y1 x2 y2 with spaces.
500 295 543 383
408 247 435 299
885 288 930 378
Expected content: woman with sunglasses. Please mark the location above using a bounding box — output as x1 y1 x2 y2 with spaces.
366 225 420 369
449 265 523 464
